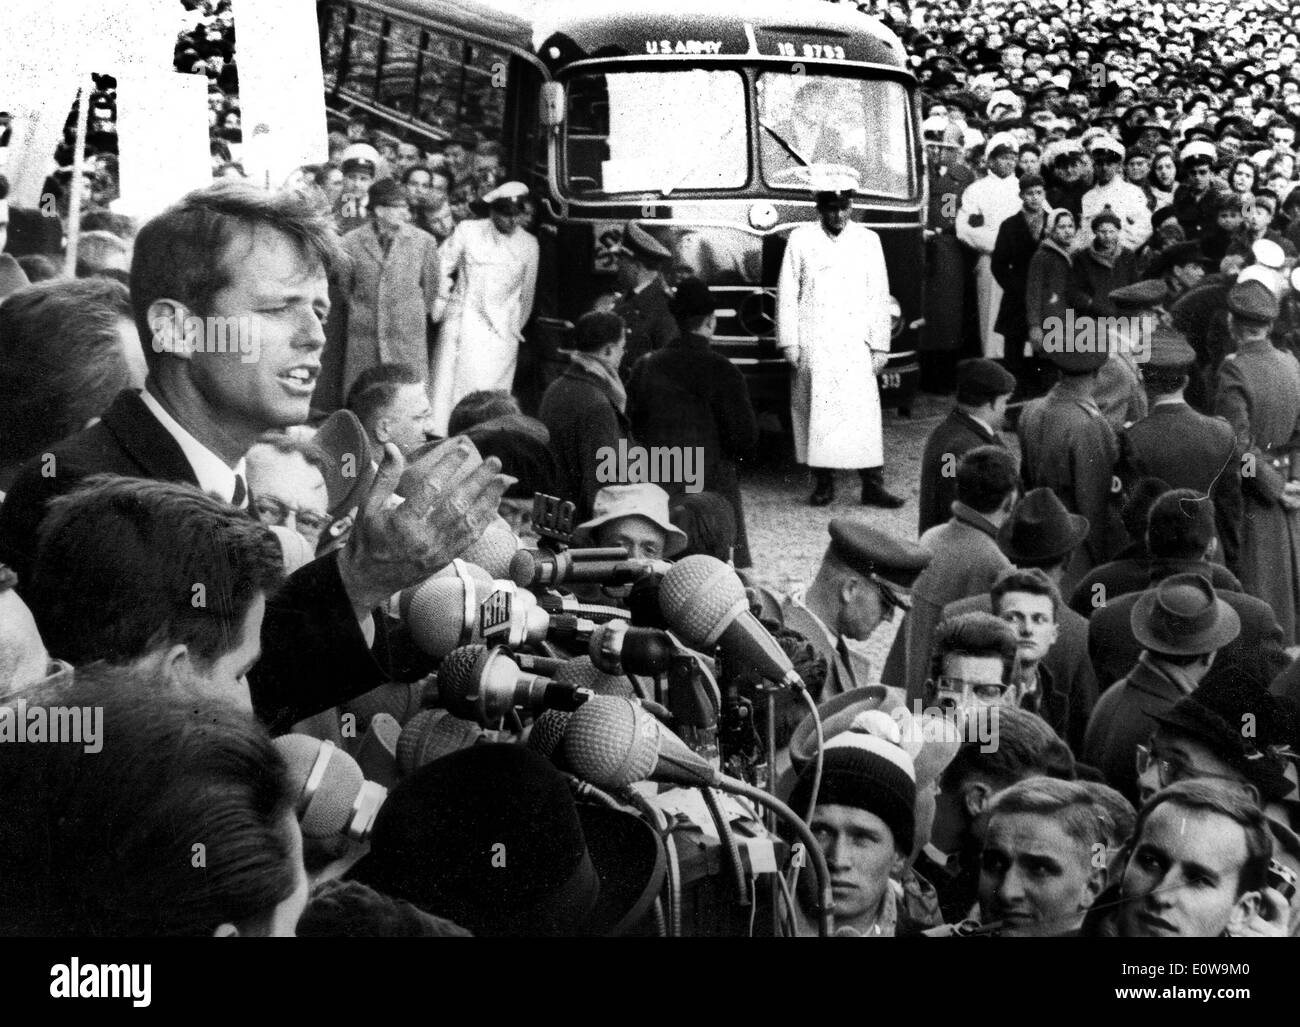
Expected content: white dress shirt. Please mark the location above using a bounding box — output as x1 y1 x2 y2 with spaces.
139 388 247 507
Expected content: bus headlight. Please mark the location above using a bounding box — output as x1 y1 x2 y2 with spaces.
889 295 903 340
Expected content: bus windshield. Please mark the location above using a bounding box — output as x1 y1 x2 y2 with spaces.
564 68 747 195
757 72 914 198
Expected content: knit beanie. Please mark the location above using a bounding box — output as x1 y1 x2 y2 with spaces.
789 710 918 855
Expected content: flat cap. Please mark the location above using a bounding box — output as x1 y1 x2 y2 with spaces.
1226 279 1280 323
955 357 1017 400
1109 278 1169 309
827 519 930 589
1146 327 1197 368
1043 346 1109 374
619 222 671 264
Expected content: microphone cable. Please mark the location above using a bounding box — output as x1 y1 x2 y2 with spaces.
700 785 748 907
794 683 824 825
621 786 683 938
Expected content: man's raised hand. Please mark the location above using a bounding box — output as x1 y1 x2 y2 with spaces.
337 438 513 618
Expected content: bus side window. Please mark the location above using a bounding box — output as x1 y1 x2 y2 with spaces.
380 21 421 114
321 4 347 91
417 32 462 131
339 9 382 100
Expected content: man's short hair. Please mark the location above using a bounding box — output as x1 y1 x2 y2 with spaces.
130 181 342 375
447 389 520 435
990 566 1061 620
1146 488 1215 559
1077 780 1136 851
345 363 424 433
249 432 331 479
80 210 136 240
929 610 1019 685
573 310 624 353
0 277 134 472
940 707 1076 793
0 670 299 936
955 445 1019 514
74 230 130 279
1129 779 1272 896
986 776 1107 855
28 476 284 666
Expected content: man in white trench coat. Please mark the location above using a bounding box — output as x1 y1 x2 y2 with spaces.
778 166 905 508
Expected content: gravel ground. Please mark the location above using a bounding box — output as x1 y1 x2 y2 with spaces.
739 391 1013 669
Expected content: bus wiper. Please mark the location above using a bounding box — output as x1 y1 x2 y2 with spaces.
760 120 809 167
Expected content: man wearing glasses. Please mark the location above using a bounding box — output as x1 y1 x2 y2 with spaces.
924 610 1020 719
245 436 333 551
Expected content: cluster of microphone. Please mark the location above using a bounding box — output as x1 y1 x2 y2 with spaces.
281 538 808 826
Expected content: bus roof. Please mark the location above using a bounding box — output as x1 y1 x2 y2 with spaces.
365 0 909 71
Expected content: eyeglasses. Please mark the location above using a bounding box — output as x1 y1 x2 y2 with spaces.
251 496 332 539
935 676 1013 704
1135 743 1243 790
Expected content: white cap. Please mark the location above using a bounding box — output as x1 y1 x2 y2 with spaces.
481 180 529 204
1088 134 1126 158
340 143 380 169
985 131 1020 159
805 163 862 194
1253 238 1286 270
1238 263 1284 298
986 89 1021 116
1179 140 1217 163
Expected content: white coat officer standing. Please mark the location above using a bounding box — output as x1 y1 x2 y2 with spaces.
778 165 904 508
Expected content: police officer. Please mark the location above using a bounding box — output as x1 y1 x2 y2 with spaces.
1118 327 1242 572
755 519 930 702
1018 346 1123 591
613 222 679 380
1093 278 1164 432
1214 279 1300 645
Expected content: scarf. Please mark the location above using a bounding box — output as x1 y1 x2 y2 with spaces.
1137 650 1201 696
569 351 627 414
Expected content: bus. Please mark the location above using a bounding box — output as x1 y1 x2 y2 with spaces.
317 0 925 419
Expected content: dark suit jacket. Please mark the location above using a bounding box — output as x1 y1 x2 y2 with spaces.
918 410 1005 536
991 210 1044 340
942 593 1098 755
0 389 391 733
1118 401 1244 572
1083 656 1187 803
538 361 631 519
615 278 679 380
1068 557 1243 619
1087 587 1289 690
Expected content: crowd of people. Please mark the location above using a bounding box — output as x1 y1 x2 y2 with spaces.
0 0 1298 941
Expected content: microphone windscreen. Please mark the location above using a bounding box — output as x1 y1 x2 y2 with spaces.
528 708 572 764
555 655 635 698
457 516 519 579
268 524 315 573
403 578 474 659
356 712 400 788
562 696 660 789
659 554 748 649
275 734 366 839
437 644 487 711
342 681 423 732
396 708 483 775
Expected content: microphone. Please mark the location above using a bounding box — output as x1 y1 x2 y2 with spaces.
401 571 495 660
457 515 520 579
659 555 801 688
587 619 676 675
509 547 670 589
562 695 720 789
527 708 573 764
355 712 400 788
274 734 386 842
555 655 636 698
396 708 484 775
438 643 593 725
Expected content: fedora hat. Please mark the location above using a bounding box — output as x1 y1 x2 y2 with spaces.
573 483 688 557
350 744 666 936
1130 572 1241 656
996 487 1090 564
313 409 379 521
